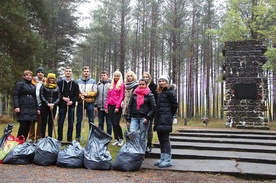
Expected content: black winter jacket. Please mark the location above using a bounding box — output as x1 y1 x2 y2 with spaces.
125 92 156 121
148 81 158 101
13 79 38 122
154 86 178 133
40 84 61 107
57 78 79 107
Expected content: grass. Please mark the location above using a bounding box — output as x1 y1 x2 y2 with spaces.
1 116 276 161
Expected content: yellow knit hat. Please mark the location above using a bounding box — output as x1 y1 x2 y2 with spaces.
47 73 56 79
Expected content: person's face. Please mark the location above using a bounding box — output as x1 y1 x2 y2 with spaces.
48 78 55 83
101 73 108 81
24 74 32 81
64 69 72 77
139 81 147 89
37 71 44 80
158 79 167 88
82 69 90 78
127 74 134 82
113 74 120 82
143 74 149 81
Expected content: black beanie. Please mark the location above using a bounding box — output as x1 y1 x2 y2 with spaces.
36 67 44 74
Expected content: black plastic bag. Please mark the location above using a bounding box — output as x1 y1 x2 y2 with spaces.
84 123 112 170
57 140 84 168
33 136 61 166
0 124 13 148
113 131 145 171
2 142 35 164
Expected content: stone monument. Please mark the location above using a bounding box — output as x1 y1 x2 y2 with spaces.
222 40 269 129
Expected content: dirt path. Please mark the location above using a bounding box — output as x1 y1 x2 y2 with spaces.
0 164 270 183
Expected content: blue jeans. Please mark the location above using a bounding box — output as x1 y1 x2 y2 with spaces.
130 117 150 151
76 102 94 139
98 108 112 135
58 105 75 141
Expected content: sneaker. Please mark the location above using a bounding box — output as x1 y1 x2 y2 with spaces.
118 139 124 146
146 146 151 153
111 139 119 146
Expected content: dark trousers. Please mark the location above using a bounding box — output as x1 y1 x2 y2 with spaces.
58 105 75 141
108 105 123 140
17 121 32 140
41 105 57 138
98 108 112 135
157 131 171 154
147 119 153 146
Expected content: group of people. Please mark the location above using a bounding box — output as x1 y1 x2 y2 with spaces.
13 66 178 168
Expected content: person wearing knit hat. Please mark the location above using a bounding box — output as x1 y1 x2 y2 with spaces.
29 67 47 142
40 72 60 138
36 67 44 74
154 74 178 168
47 73 56 79
158 75 170 83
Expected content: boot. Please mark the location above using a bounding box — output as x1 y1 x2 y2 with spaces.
158 153 172 168
154 153 165 166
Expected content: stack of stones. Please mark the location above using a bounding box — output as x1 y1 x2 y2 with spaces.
222 40 269 129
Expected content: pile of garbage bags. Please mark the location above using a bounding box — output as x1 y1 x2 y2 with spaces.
0 123 145 171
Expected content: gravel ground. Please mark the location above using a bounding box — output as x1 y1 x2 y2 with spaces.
0 164 274 183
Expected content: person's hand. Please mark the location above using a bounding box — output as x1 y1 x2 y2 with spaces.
81 92 87 97
37 110 40 115
126 121 130 126
63 97 70 102
67 101 73 106
48 103 54 110
14 108 20 113
115 108 119 113
105 109 108 113
94 107 98 112
143 119 148 125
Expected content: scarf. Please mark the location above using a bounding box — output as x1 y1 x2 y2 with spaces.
125 81 138 90
45 83 57 89
134 86 151 110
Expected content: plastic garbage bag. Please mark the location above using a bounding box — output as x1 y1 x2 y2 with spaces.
113 131 145 171
84 123 112 170
57 140 85 168
33 136 61 166
2 142 35 164
0 124 13 148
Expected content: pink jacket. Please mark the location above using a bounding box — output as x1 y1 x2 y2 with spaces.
105 81 125 109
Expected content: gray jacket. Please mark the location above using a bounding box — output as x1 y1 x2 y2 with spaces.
95 79 111 110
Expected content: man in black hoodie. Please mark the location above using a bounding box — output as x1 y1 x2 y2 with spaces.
57 67 79 142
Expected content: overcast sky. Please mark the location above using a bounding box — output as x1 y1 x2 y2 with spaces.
77 0 98 27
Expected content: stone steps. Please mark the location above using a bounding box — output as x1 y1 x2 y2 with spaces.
142 128 276 180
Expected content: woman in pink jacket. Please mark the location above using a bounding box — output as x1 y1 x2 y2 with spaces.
105 70 125 146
